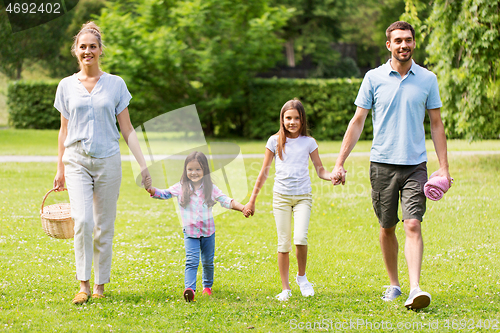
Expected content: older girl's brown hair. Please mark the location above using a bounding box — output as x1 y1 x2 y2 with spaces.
71 21 104 57
180 151 215 208
275 99 309 160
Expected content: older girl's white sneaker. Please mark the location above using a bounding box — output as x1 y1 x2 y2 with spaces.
276 289 292 301
296 276 315 297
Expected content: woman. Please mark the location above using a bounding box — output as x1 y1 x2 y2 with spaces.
53 21 151 304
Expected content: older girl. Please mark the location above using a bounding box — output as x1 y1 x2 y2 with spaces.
244 99 332 301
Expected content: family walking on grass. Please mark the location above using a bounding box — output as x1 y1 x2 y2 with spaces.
53 20 452 310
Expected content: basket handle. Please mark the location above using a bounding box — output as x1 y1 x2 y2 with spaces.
40 188 67 215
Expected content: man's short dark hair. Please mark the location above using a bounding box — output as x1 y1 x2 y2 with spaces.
386 21 415 41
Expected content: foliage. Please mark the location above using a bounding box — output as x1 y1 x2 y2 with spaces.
399 0 432 64
272 0 362 78
0 4 73 80
7 80 60 129
425 0 500 139
339 0 406 69
97 0 292 136
6 78 365 139
246 78 369 140
7 78 435 141
4 71 441 141
0 0 106 80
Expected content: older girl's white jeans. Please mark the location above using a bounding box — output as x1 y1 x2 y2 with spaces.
63 142 121 284
272 191 312 253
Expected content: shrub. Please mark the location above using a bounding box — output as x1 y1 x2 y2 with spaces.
7 81 60 129
8 78 433 141
246 78 369 140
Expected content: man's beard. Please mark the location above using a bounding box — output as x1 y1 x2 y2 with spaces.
394 49 413 62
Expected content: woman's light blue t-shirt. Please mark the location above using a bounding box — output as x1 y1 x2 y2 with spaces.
54 72 132 158
354 60 442 165
266 135 318 195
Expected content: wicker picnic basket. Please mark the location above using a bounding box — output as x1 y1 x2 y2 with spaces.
40 188 74 239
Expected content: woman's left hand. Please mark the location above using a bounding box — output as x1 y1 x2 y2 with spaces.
242 203 255 217
141 168 152 189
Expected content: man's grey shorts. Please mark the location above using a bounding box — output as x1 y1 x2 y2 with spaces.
369 162 428 229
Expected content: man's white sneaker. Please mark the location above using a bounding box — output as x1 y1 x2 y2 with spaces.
405 287 431 310
296 276 315 297
276 289 292 301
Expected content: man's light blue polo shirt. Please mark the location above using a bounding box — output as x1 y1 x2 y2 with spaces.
355 60 442 165
54 72 132 158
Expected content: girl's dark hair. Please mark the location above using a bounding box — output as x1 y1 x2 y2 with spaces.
275 99 309 160
180 151 214 208
71 21 105 57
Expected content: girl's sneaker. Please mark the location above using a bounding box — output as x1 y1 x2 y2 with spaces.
202 288 212 296
275 289 292 301
296 276 315 296
183 288 195 302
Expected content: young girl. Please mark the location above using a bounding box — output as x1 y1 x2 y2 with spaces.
243 99 332 301
146 151 247 302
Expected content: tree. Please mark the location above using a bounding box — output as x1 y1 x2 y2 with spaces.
0 3 74 79
98 0 291 136
243 0 413 78
272 0 360 78
425 0 500 139
340 0 407 70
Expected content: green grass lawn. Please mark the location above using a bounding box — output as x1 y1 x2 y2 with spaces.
1 133 499 331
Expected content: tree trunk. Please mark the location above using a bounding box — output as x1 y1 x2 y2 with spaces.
16 62 22 80
285 40 295 68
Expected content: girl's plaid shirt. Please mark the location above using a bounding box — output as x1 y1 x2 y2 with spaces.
151 182 232 238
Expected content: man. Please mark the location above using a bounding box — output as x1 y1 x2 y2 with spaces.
331 21 452 310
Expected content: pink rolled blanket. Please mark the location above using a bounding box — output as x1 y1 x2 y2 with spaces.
424 172 452 201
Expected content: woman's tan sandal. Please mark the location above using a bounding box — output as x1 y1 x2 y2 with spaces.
72 292 90 305
92 293 105 299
